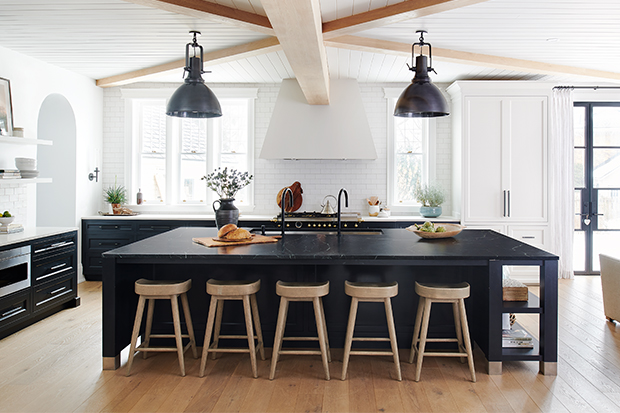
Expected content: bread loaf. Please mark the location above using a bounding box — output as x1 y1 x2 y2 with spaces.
217 223 237 238
225 228 251 240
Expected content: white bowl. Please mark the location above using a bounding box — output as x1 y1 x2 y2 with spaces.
15 157 36 170
0 216 15 226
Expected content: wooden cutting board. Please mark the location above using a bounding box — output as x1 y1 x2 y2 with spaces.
193 234 281 248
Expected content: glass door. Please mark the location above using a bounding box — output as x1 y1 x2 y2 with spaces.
574 103 620 274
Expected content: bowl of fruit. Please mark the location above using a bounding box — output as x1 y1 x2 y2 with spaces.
406 222 464 239
0 211 15 227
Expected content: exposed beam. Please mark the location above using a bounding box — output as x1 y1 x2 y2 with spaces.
326 35 620 82
96 37 281 87
122 0 274 35
322 0 490 39
261 0 330 105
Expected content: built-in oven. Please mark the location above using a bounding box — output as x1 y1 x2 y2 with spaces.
0 246 31 299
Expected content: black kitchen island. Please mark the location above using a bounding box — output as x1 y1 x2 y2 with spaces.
102 227 558 375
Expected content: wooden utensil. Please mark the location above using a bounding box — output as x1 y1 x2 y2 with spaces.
193 234 281 247
276 181 303 212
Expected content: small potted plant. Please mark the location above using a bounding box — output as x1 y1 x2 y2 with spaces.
104 178 127 215
202 167 253 228
414 182 445 218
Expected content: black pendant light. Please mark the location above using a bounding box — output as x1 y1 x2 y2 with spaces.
166 31 222 118
394 30 449 118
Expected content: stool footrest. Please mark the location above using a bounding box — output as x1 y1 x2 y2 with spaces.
217 334 259 340
206 347 252 354
147 333 192 339
418 338 459 343
283 336 319 342
349 350 394 356
419 351 468 357
352 337 390 342
278 349 322 356
136 345 181 353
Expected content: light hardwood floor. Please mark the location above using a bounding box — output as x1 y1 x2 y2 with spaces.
1 277 619 412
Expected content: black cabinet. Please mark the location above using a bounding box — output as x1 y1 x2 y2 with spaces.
0 230 79 340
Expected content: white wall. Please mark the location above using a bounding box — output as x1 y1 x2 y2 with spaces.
0 45 103 228
101 82 452 216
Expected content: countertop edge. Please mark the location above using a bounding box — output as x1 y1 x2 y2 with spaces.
0 227 78 248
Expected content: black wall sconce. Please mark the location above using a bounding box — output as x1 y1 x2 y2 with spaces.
88 167 100 182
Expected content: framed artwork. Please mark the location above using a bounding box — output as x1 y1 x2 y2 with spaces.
0 77 14 136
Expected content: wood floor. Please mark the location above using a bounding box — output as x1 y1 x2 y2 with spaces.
1 277 620 412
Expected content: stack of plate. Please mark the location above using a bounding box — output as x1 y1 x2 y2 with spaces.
15 157 36 170
19 170 39 179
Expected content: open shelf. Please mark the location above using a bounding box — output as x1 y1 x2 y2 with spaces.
502 322 541 361
0 178 52 185
502 292 541 313
0 136 52 145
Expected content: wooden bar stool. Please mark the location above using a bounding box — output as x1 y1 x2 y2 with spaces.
270 280 331 380
341 281 401 381
126 279 197 377
410 281 476 382
200 279 265 378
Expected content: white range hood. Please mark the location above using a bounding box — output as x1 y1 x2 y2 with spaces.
259 79 377 160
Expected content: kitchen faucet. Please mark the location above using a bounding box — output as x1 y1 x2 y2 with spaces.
337 188 349 235
280 187 294 236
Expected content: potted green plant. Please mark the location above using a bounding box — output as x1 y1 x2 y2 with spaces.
202 167 253 228
414 182 445 218
104 178 127 215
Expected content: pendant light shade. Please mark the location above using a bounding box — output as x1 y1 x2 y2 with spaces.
166 31 222 118
394 31 449 118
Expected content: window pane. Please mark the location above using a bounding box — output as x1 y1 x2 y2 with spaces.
593 231 620 271
179 119 207 203
394 118 423 153
140 102 166 203
141 104 166 153
220 101 248 154
140 153 166 202
396 153 422 203
573 106 585 147
593 148 620 188
597 190 620 230
593 107 620 146
573 231 585 272
574 148 585 188
574 190 582 229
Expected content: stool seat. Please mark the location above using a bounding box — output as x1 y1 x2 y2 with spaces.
207 279 260 296
135 278 192 296
270 280 331 380
345 281 398 299
276 281 329 298
415 282 470 300
200 279 265 378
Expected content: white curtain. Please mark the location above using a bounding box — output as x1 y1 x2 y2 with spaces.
550 88 574 279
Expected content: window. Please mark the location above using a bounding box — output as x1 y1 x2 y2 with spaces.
122 88 256 210
384 89 436 211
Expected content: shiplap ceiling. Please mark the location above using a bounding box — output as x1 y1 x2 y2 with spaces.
1 0 619 101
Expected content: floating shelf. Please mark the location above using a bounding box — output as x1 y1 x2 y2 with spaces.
0 178 52 185
0 136 53 145
502 292 541 313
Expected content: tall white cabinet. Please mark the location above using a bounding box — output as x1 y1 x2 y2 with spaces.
448 82 552 256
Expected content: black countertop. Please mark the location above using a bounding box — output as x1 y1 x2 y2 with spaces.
103 227 558 263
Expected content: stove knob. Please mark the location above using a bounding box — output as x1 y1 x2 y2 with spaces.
295 221 302 229
286 223 290 227
313 224 317 227
344 224 348 227
355 223 358 227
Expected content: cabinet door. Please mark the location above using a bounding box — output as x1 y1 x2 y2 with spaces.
505 97 547 222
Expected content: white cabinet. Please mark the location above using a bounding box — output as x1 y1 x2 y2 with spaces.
449 81 551 251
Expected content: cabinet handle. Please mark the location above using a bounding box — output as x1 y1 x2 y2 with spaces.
51 287 67 295
51 263 66 270
2 307 24 318
36 266 72 281
522 236 535 239
503 191 507 217
507 190 511 217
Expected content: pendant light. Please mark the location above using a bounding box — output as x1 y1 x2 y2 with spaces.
166 31 222 118
394 30 449 118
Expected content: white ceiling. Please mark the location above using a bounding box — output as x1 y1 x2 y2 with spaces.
0 0 619 86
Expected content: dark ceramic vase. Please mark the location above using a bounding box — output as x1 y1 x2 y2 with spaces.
213 198 239 229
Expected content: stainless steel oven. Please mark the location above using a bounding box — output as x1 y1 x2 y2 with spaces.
0 246 31 299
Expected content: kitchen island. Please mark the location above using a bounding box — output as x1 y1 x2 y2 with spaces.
102 227 558 375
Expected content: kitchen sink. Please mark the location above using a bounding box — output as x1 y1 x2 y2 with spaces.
251 229 384 236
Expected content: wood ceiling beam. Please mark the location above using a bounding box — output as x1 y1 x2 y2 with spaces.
96 37 281 87
261 0 330 104
326 35 620 81
122 0 274 35
322 0 490 39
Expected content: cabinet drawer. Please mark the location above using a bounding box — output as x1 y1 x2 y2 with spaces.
32 234 76 262
0 290 31 332
88 237 133 251
87 255 104 271
136 223 180 240
508 227 547 249
33 275 76 314
32 251 75 285
86 222 133 232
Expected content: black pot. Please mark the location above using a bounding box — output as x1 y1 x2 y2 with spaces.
213 198 239 229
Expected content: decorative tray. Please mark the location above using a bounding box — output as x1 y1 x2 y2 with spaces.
405 223 464 239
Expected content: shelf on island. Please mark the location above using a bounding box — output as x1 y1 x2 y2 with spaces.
502 322 541 360
502 291 541 313
0 178 52 185
0 136 52 145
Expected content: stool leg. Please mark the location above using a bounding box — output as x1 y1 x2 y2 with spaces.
341 297 358 380
313 297 331 381
142 298 155 360
319 298 331 362
250 294 265 361
211 299 225 360
409 297 425 364
170 294 186 376
270 297 289 380
180 292 198 359
384 297 402 381
126 295 146 376
200 297 218 377
452 301 465 364
415 298 432 382
242 295 259 378
459 298 476 382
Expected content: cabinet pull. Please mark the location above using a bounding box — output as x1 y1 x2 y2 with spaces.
36 288 72 306
36 266 72 281
507 190 511 217
522 236 535 239
51 263 66 270
2 307 24 318
503 191 507 217
34 241 74 254
51 287 67 295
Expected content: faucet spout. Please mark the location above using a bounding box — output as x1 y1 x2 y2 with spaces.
281 187 294 236
337 188 349 235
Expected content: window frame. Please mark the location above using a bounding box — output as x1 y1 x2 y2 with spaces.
383 88 437 213
121 87 257 212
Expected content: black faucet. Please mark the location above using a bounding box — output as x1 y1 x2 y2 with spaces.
337 188 349 236
280 187 294 236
